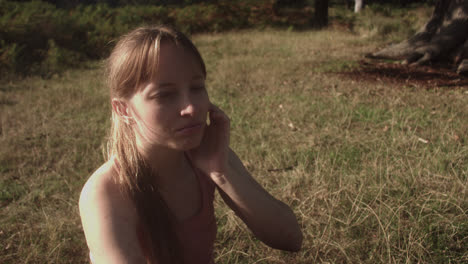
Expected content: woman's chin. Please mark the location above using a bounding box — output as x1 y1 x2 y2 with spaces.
183 141 203 151
170 138 203 152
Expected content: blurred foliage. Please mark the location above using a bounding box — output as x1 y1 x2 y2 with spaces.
0 0 318 76
0 0 437 76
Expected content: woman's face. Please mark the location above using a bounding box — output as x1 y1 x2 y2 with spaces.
127 41 210 151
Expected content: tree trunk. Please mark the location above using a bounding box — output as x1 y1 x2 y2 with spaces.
354 0 363 13
345 0 353 10
314 0 329 28
368 0 468 74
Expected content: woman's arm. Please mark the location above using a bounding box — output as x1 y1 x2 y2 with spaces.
214 149 303 252
189 104 302 251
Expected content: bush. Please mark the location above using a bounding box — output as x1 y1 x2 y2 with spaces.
40 39 83 75
0 0 313 76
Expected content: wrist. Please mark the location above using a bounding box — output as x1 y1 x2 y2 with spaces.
209 171 229 186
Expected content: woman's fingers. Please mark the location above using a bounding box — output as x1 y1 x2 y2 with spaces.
208 103 229 125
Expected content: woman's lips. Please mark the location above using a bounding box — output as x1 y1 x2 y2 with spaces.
175 122 204 135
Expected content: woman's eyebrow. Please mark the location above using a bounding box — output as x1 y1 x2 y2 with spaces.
154 75 205 89
156 82 176 89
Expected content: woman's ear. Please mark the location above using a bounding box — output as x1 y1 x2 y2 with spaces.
111 99 134 124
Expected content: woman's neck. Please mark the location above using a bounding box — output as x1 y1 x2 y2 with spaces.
136 139 191 189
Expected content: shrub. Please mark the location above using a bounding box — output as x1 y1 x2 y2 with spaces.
40 39 83 75
0 0 313 76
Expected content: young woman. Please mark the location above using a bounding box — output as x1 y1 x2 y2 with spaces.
79 25 302 264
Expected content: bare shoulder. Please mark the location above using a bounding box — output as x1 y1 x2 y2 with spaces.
79 160 131 219
79 160 146 263
79 160 123 208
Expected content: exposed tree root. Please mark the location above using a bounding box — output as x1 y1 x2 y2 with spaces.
457 59 468 74
368 0 468 74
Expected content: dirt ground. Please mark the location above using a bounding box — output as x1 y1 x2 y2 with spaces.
341 60 468 90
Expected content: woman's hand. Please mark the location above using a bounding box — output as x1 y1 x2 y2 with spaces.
188 103 230 177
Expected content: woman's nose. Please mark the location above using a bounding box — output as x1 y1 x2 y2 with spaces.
181 104 195 116
180 95 196 117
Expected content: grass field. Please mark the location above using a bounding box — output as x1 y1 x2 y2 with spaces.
1 6 467 264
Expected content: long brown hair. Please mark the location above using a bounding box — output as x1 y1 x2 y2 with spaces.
105 25 206 264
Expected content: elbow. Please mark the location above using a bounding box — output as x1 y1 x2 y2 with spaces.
265 227 303 252
283 211 303 252
293 233 303 252
285 228 303 252
271 211 304 252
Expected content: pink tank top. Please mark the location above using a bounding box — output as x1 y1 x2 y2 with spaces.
175 167 217 264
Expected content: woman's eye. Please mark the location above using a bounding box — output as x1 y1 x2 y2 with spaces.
152 92 174 100
192 86 206 92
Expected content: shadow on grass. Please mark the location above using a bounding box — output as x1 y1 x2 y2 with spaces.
338 60 468 89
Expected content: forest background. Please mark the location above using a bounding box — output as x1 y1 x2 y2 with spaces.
1 0 467 263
